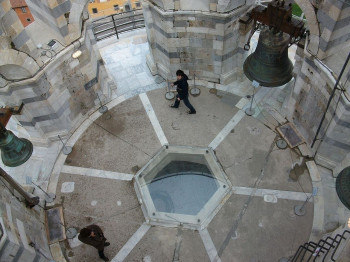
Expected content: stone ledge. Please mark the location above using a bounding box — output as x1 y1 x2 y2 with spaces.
306 160 321 182
50 242 67 262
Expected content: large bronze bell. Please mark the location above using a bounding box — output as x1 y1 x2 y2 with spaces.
243 28 293 87
0 130 33 167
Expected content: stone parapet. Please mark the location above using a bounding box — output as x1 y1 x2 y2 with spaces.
0 178 51 261
0 23 113 143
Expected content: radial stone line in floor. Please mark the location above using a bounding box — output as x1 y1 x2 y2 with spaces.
232 186 312 201
139 93 168 146
61 165 134 180
111 223 151 262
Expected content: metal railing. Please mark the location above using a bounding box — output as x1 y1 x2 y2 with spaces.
291 230 350 261
92 9 145 41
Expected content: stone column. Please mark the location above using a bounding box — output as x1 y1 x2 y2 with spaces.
287 0 350 173
142 0 254 83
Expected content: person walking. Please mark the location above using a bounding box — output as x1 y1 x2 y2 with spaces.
170 70 196 114
78 225 110 261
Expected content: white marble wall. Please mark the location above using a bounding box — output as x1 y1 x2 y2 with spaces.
142 0 253 83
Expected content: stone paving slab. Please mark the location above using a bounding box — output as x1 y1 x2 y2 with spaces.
94 96 161 157
65 96 161 174
124 226 177 262
215 115 276 188
215 113 312 193
147 88 238 147
55 172 144 261
260 147 313 193
208 194 313 262
180 229 209 262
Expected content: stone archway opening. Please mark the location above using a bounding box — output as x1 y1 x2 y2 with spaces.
0 64 32 81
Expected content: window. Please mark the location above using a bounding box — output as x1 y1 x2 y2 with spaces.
124 4 130 11
92 8 98 14
113 5 119 10
21 7 27 13
26 18 31 22
48 40 56 48
135 2 141 8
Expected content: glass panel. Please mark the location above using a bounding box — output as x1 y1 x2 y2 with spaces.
144 153 219 216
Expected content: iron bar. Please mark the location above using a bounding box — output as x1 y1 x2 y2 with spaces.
331 231 349 261
111 15 119 39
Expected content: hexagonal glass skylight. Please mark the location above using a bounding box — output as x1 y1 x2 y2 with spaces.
134 145 232 229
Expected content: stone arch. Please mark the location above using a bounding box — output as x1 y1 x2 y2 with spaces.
66 0 90 42
293 0 320 54
0 49 39 81
294 0 319 37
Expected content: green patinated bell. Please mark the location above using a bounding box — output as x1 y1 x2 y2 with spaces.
243 28 293 87
336 167 350 210
0 130 33 167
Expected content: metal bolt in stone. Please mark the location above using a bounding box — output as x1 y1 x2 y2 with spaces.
58 135 72 155
97 93 108 113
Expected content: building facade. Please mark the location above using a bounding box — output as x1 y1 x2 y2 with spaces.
9 0 34 27
88 0 141 18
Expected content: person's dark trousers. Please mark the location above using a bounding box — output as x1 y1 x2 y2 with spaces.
173 95 196 113
98 250 107 260
183 96 196 113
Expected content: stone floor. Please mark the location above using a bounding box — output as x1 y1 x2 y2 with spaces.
52 29 315 262
2 29 350 261
54 83 317 261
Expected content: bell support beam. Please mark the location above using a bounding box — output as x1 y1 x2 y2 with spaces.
0 167 40 207
244 0 305 51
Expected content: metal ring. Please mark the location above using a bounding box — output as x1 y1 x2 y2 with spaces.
165 92 175 100
190 87 201 97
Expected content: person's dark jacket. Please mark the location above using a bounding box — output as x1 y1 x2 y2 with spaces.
78 225 106 251
173 74 189 99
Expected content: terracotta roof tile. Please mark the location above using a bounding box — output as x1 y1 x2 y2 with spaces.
9 0 27 8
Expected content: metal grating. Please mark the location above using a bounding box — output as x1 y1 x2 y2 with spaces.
276 122 305 148
45 207 66 244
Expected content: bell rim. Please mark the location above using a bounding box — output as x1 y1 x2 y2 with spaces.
1 138 33 167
